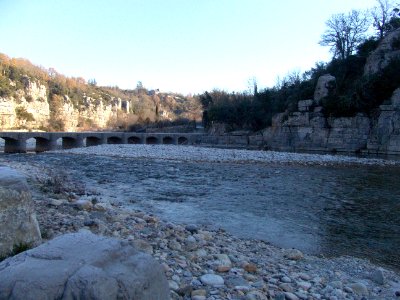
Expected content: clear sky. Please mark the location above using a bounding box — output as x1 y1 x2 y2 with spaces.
0 0 376 94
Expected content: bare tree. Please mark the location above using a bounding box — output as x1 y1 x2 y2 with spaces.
320 10 370 60
371 0 394 39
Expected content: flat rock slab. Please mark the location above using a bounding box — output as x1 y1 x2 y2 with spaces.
0 166 41 257
0 231 170 300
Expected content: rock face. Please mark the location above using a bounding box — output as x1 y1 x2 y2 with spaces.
0 231 170 300
313 74 336 104
261 98 400 155
0 166 41 257
364 28 400 76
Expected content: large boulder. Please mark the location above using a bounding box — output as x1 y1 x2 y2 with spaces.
0 166 41 258
313 74 336 104
364 28 400 76
0 231 170 300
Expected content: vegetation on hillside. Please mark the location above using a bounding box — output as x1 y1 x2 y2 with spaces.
198 0 400 132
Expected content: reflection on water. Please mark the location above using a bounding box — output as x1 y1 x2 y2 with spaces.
2 153 400 270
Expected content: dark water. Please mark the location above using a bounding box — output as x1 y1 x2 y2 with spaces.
2 153 400 270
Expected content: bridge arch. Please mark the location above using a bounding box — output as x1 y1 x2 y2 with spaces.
86 136 103 147
146 136 159 144
162 136 175 145
178 136 188 145
33 136 57 152
107 136 123 144
127 136 142 144
61 137 83 149
2 137 27 153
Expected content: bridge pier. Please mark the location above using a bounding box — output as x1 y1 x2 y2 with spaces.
35 137 58 152
4 138 27 153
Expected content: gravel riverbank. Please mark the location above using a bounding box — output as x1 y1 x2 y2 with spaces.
53 144 400 166
1 145 400 299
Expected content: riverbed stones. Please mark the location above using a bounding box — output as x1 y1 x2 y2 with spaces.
0 231 169 300
0 166 41 258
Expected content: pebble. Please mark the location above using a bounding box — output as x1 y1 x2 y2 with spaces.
168 280 180 291
185 224 199 234
200 274 225 287
328 281 342 289
132 239 154 254
283 291 299 300
168 240 182 251
48 199 64 206
297 281 311 291
347 282 368 296
243 263 257 273
284 249 304 261
371 268 385 285
72 199 93 211
279 283 293 292
246 290 268 300
215 254 232 268
191 288 207 299
216 266 230 273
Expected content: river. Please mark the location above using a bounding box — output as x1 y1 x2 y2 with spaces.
2 151 400 270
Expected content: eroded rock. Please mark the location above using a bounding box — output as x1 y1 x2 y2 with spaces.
0 166 41 258
313 74 336 104
0 231 169 300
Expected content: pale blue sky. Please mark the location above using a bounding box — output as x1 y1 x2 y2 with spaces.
0 0 376 94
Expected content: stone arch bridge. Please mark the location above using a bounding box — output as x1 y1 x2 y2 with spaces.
0 132 205 153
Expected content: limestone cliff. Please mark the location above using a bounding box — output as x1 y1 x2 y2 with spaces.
0 77 130 132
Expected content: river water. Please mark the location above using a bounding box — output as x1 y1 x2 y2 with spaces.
2 152 400 270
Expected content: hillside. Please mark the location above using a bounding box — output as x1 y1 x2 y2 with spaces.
0 54 202 132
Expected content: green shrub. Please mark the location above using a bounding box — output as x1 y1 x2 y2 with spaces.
0 76 12 97
392 37 400 50
321 94 359 117
0 242 32 262
15 107 35 122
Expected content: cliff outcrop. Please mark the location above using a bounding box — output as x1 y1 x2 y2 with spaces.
262 86 398 155
261 94 400 155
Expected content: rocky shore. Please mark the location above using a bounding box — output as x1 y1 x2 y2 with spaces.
1 145 400 299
